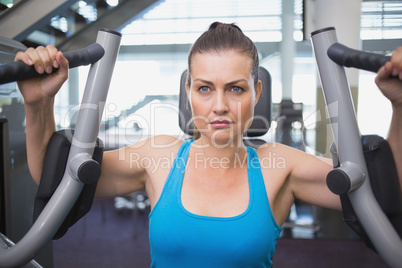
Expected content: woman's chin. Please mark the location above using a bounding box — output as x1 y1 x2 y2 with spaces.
204 132 243 147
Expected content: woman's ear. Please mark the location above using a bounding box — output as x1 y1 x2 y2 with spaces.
254 80 262 106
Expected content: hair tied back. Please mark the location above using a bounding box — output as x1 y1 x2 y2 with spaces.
208 22 243 33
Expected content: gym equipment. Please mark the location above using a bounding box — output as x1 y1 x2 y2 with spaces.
0 28 121 267
0 43 105 85
311 27 402 268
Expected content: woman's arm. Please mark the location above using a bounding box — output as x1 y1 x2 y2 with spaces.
16 45 69 183
286 145 340 210
375 46 402 192
258 142 339 225
15 45 150 199
387 105 402 193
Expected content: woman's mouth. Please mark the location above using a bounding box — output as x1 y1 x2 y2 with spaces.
210 120 232 129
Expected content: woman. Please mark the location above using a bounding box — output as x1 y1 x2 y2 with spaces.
16 22 402 267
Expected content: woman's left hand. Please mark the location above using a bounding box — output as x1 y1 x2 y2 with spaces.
375 46 402 105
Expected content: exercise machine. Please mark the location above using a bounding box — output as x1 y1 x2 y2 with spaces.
311 27 402 268
0 28 121 267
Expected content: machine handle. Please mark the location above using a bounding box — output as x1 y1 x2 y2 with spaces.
0 28 121 268
0 43 105 85
328 42 391 73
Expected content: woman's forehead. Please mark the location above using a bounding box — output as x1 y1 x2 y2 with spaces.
190 50 253 80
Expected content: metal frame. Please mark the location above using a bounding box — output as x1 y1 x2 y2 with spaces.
310 27 402 268
0 28 121 268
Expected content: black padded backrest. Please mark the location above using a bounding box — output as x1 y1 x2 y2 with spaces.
178 66 272 137
331 135 402 251
33 130 103 240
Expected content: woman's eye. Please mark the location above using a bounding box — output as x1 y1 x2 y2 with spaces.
198 86 210 92
231 86 244 93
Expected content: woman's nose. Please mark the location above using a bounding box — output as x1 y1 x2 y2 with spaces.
212 91 229 114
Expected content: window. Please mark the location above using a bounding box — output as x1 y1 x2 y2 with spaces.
120 0 304 45
361 1 402 40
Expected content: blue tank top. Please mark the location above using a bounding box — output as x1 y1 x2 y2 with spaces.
149 139 282 268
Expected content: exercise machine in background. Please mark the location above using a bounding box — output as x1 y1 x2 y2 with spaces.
311 27 402 268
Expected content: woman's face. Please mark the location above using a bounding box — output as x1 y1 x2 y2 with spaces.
186 50 261 146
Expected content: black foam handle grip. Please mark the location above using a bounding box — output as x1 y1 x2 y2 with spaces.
328 42 391 73
0 43 105 85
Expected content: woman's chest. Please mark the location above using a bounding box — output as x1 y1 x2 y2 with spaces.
149 207 277 267
180 167 250 217
148 162 281 267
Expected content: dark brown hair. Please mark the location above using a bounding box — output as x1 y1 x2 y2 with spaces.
187 22 259 87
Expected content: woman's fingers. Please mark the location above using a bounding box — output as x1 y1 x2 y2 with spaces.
393 48 402 80
14 45 61 74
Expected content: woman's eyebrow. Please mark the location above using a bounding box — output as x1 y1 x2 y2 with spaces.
193 78 248 86
193 78 214 86
225 79 248 86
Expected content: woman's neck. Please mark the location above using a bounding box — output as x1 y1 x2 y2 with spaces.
191 136 248 169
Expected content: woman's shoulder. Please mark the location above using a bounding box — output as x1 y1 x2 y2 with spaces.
254 142 307 171
128 134 185 156
149 134 185 146
255 141 301 156
256 141 312 155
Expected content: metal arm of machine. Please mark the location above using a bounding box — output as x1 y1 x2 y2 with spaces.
0 28 121 268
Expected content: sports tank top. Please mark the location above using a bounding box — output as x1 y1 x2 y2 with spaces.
149 139 282 268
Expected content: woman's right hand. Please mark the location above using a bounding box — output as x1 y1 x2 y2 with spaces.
15 45 69 106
